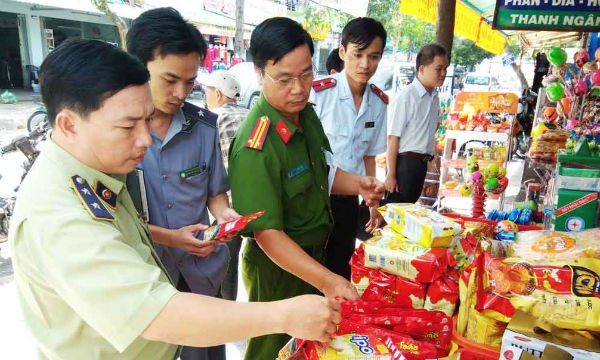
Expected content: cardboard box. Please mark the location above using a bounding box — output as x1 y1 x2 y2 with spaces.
499 311 600 360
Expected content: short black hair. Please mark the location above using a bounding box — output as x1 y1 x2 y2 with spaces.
326 49 344 74
416 43 448 71
126 7 207 65
40 39 149 127
341 17 387 51
250 17 314 71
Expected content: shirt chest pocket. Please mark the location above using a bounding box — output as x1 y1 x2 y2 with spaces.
283 171 312 200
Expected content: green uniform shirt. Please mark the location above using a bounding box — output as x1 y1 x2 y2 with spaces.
228 94 333 247
9 141 178 360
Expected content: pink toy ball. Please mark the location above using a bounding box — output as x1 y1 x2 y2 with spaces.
575 51 590 68
592 70 600 86
574 80 588 96
471 171 483 183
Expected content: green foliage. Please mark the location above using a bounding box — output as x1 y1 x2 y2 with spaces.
290 4 351 33
451 37 494 70
367 0 434 58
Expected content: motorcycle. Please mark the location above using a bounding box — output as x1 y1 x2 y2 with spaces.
0 122 48 239
513 88 537 159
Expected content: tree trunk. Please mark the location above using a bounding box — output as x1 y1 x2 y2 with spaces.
436 0 455 59
91 0 128 50
505 44 529 92
235 0 245 59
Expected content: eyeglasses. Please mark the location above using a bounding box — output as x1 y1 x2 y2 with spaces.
264 70 314 88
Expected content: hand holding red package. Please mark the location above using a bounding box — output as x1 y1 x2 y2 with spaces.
202 210 264 241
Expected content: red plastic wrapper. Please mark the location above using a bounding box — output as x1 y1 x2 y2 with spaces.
360 268 427 309
337 321 438 360
424 270 459 316
202 210 264 240
350 247 373 297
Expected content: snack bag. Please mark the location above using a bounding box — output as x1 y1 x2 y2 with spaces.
350 247 372 296
202 210 264 240
362 236 455 283
483 255 600 331
508 229 600 261
305 334 392 359
379 204 461 247
360 269 427 309
424 270 459 316
337 322 438 360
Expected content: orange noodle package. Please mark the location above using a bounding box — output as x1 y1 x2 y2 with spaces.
481 251 600 331
202 210 264 240
362 237 455 283
507 229 600 261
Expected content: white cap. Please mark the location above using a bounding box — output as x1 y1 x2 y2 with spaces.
200 70 241 99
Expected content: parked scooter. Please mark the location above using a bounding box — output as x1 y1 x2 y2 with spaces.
513 88 537 159
0 122 49 239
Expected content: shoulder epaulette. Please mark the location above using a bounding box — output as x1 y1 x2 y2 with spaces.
94 180 117 209
370 84 389 104
70 175 115 222
312 77 337 92
181 102 217 132
246 116 270 150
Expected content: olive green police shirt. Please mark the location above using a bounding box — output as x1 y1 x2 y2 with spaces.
228 94 333 247
9 141 179 360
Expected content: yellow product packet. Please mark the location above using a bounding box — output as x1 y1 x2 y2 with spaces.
378 203 461 248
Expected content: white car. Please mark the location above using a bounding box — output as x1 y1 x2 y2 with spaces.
462 73 497 92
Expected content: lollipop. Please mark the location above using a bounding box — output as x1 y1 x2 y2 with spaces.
546 82 565 101
575 51 590 68
543 107 558 122
484 177 499 192
471 171 482 183
557 97 570 117
574 80 588 96
583 61 598 73
486 162 499 178
591 69 600 85
595 47 600 61
548 47 567 67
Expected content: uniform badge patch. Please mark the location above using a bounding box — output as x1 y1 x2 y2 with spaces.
287 162 308 178
70 175 115 221
312 77 336 92
275 120 292 144
246 116 271 150
370 83 389 104
94 180 117 209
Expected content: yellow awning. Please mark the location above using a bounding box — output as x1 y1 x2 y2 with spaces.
399 0 507 55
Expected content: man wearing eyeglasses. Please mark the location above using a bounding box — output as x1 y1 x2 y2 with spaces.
311 17 388 280
228 17 385 360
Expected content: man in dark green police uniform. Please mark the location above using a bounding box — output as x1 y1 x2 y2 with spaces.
228 17 386 360
9 39 344 359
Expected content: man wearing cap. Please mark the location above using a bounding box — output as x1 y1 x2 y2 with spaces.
127 8 241 360
201 70 249 301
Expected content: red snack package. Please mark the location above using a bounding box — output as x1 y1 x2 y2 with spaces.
203 210 264 240
360 269 427 309
424 270 459 316
337 322 437 360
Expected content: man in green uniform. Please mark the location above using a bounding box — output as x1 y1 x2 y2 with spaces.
9 39 343 359
228 17 385 360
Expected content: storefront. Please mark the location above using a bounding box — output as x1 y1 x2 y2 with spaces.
1 0 139 89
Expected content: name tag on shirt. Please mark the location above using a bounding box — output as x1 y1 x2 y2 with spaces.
287 162 307 178
365 121 375 128
179 163 206 179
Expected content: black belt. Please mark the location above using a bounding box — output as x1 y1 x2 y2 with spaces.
399 151 433 162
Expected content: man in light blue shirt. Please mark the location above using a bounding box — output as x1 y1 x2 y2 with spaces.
127 8 240 360
311 17 387 280
386 43 449 203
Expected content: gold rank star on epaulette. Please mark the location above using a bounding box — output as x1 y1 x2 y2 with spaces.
312 77 336 92
70 175 115 221
94 180 117 209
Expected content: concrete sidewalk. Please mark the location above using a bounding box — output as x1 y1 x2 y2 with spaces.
0 88 42 131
